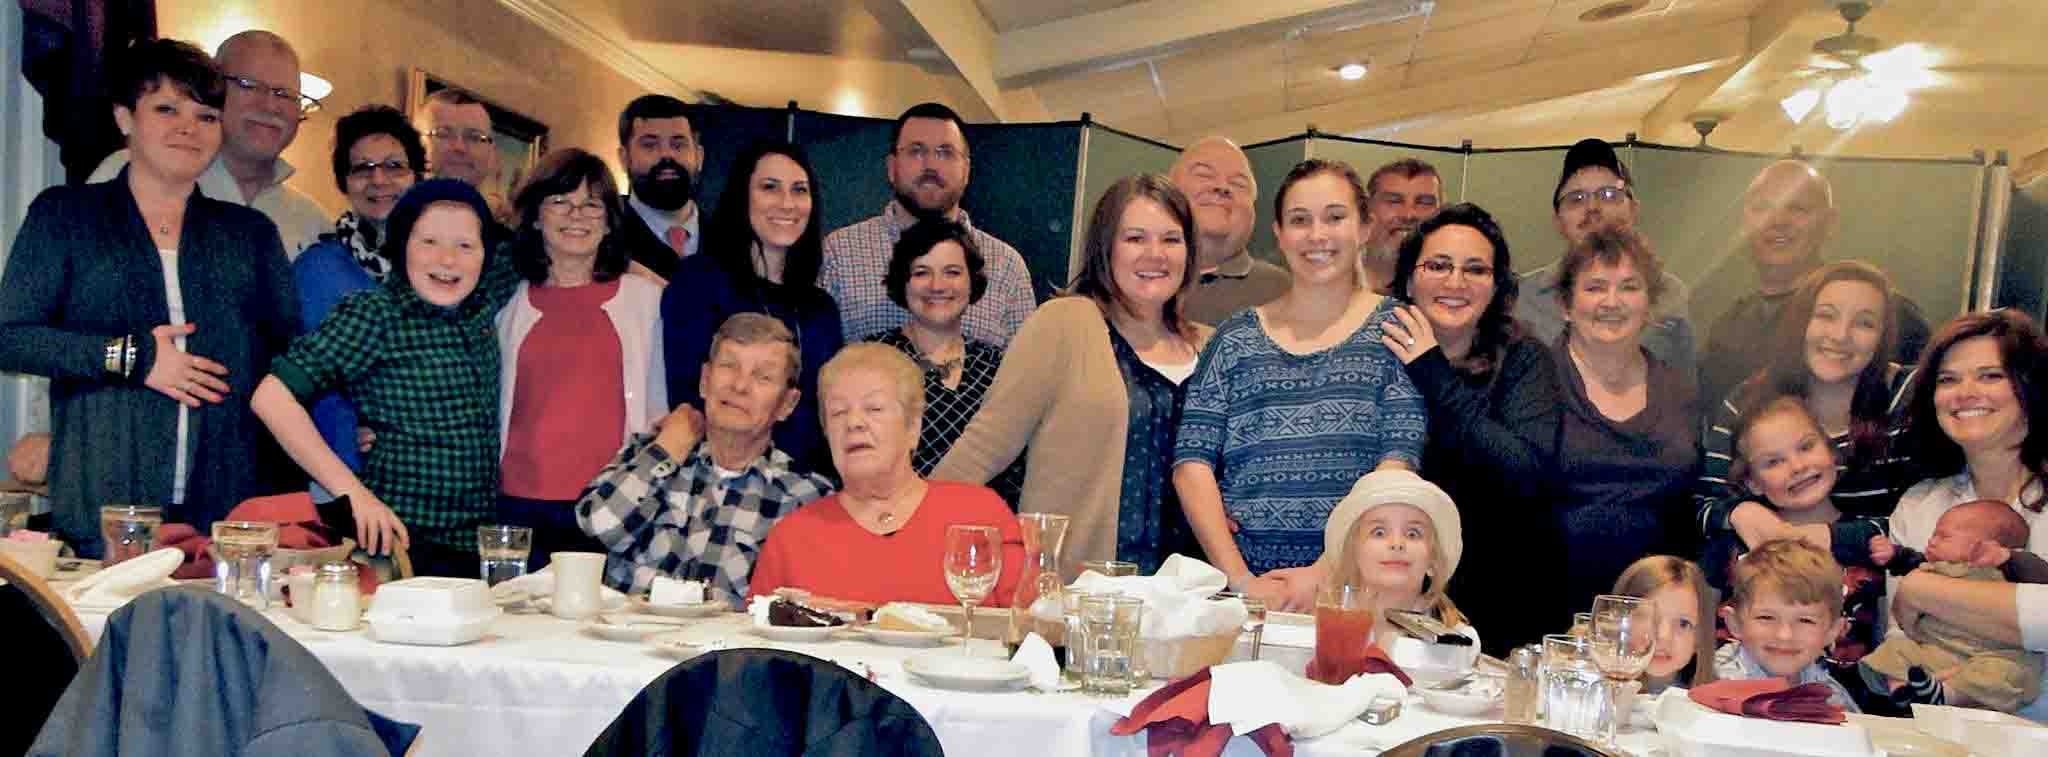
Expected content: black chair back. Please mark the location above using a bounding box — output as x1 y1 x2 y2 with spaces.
585 648 944 757
1382 723 1626 757
0 559 85 757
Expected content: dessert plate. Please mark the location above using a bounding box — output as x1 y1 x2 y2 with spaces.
632 597 727 618
747 618 842 643
902 653 1030 692
855 626 956 646
582 613 692 642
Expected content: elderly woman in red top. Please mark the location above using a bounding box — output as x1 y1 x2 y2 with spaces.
750 343 1023 605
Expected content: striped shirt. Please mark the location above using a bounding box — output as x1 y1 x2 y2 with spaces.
576 434 832 607
1694 367 1919 542
819 201 1036 346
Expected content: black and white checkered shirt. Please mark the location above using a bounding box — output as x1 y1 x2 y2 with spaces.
576 433 833 607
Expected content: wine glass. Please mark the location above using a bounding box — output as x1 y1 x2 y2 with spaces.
944 525 1003 655
1587 594 1658 746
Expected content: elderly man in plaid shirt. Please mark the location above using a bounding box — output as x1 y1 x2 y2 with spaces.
576 314 832 606
819 102 1037 346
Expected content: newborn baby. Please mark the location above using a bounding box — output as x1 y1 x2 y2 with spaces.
1861 500 2047 712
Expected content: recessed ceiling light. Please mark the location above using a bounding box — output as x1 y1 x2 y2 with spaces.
1580 0 1648 23
1336 63 1368 80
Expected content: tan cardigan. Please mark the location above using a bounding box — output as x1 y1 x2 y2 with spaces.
932 297 1212 578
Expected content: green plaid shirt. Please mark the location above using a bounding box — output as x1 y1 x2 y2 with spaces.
272 261 515 553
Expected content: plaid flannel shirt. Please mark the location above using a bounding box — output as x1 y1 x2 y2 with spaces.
576 433 833 606
272 260 516 554
818 201 1036 346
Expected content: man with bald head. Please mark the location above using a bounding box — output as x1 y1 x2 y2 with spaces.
1170 137 1289 324
1360 159 1444 294
1698 160 1930 402
90 30 330 258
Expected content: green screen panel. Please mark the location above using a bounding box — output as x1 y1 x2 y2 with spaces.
1630 146 1984 339
1244 137 1309 266
1999 175 2048 320
1308 137 1467 202
788 110 897 236
1077 125 1180 280
1461 148 1573 274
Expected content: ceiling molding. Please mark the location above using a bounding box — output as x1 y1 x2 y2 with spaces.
1186 17 1748 146
994 0 1430 86
494 0 702 100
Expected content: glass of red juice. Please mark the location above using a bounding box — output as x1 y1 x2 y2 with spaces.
1310 583 1377 684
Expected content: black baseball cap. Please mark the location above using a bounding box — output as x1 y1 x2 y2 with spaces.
1553 138 1633 211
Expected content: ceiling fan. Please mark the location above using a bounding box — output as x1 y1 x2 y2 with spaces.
1779 0 2048 128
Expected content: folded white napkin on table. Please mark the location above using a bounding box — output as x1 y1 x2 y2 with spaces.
1068 554 1247 639
64 547 183 610
490 565 629 609
1207 660 1407 739
1011 632 1062 690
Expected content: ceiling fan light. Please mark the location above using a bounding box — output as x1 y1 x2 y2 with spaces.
1823 79 1868 129
1781 89 1821 123
1864 86 1909 122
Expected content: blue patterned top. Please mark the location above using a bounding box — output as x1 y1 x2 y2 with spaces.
1174 297 1428 574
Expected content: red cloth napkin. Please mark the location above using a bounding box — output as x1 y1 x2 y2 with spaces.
1111 668 1292 757
1688 678 1846 724
1303 643 1413 688
155 493 344 579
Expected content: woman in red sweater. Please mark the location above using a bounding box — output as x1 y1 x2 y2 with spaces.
750 343 1023 605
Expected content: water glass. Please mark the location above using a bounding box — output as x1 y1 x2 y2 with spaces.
1589 594 1658 745
1214 591 1268 661
212 520 279 609
0 491 32 536
1113 595 1147 685
477 525 533 586
1062 591 1097 681
1542 633 1603 739
1080 594 1142 695
1081 559 1137 577
99 504 163 565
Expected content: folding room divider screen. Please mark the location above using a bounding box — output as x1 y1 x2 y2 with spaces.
678 102 2002 331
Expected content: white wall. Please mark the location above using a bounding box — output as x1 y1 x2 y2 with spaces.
1 0 62 451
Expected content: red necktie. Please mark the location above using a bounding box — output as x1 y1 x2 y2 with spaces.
665 226 690 255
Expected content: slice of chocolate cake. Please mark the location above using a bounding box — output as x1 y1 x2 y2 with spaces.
767 597 845 627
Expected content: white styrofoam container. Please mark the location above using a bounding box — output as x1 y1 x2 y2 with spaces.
1655 688 1878 757
364 576 501 646
1910 703 2048 755
1386 632 1480 686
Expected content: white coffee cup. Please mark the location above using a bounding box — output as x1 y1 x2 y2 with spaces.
0 538 62 579
550 551 605 620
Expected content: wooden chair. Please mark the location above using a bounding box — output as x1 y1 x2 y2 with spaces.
0 550 89 661
1 550 91 755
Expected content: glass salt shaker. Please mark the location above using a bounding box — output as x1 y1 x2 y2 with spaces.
1504 645 1542 725
310 561 362 631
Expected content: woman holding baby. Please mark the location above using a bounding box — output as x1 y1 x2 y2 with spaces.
1886 309 2048 721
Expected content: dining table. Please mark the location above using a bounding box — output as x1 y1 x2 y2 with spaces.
57 574 1670 757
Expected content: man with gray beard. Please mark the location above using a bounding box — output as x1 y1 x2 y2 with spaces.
1360 159 1444 295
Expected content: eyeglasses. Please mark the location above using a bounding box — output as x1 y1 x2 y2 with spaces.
1557 185 1631 209
1416 258 1495 281
894 143 962 163
223 75 321 119
347 159 414 181
541 195 607 219
426 127 496 147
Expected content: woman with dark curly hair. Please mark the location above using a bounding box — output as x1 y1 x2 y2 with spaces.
494 148 666 566
1378 202 1565 654
0 39 299 557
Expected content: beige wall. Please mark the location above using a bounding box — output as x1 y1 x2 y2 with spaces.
158 0 664 215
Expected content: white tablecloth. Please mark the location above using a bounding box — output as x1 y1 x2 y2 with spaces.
72 604 1663 757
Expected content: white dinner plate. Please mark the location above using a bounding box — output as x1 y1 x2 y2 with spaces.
647 630 724 659
854 626 956 647
582 613 691 642
902 653 1031 692
632 597 728 618
747 619 843 643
